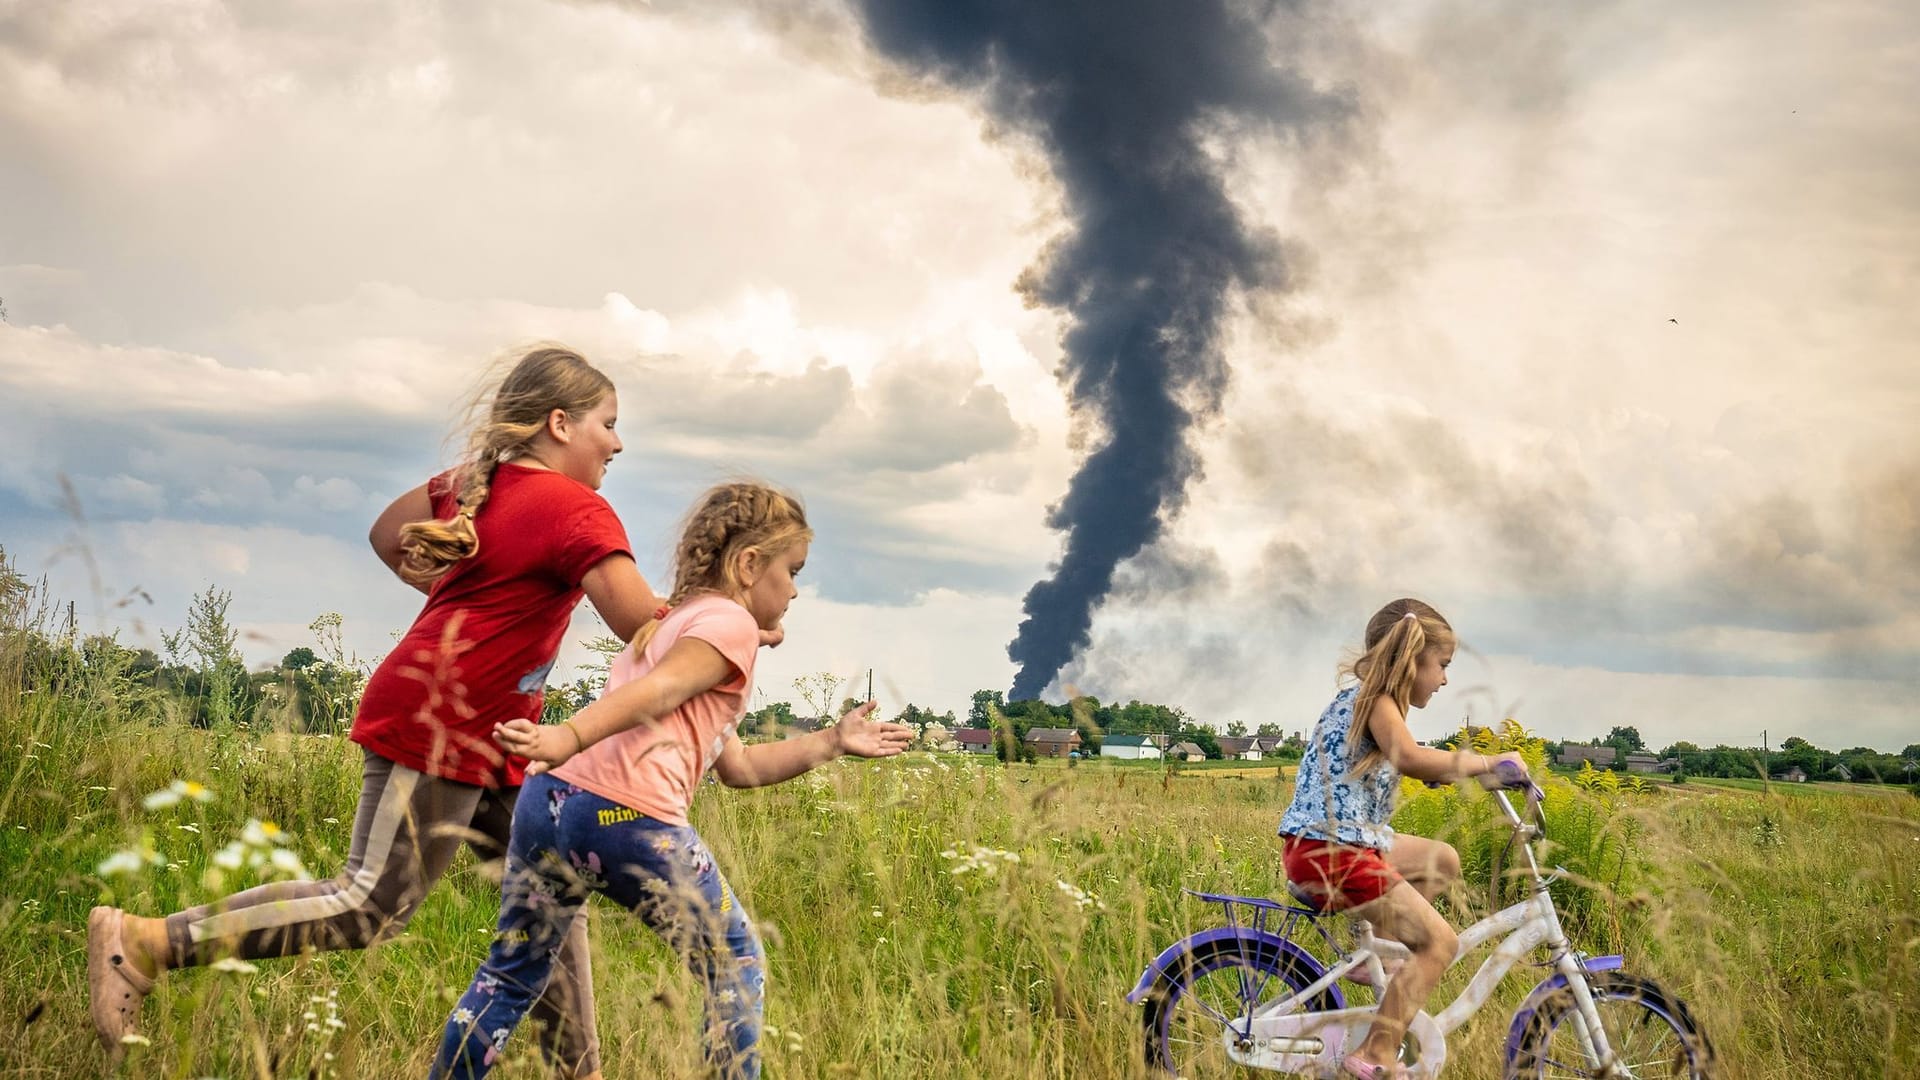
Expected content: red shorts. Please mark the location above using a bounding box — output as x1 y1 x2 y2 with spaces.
1281 834 1404 912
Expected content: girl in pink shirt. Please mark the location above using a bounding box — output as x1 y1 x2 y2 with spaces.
432 481 913 1080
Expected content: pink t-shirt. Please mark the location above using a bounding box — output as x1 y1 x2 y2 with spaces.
550 594 758 826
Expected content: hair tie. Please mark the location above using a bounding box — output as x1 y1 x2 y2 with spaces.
653 605 671 622
1402 611 1418 621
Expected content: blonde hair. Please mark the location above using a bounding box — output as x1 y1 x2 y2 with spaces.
1345 598 1454 775
396 345 614 586
631 481 812 653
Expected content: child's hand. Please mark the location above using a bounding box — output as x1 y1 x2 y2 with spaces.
833 701 914 759
1476 752 1530 790
494 718 581 775
757 621 785 649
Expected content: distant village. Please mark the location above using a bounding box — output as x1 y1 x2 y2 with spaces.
739 689 1920 786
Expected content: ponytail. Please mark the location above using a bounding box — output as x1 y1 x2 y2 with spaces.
397 346 612 587
1344 599 1453 775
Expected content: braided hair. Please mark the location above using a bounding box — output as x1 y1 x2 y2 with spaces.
396 345 613 586
631 482 812 651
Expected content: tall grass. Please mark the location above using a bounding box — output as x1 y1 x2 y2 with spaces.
2 573 1915 1077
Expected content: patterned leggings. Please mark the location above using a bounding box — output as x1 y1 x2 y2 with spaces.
431 773 765 1079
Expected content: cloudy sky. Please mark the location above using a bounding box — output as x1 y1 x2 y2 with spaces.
3 0 1914 752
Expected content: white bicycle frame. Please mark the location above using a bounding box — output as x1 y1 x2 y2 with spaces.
1226 791 1630 1079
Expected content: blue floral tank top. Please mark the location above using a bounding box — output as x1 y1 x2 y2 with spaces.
1278 685 1399 850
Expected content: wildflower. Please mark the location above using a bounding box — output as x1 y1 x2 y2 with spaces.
213 843 246 870
268 848 311 880
1056 879 1107 912
211 957 260 974
241 819 287 847
176 823 201 834
98 844 163 878
142 780 215 811
946 845 1022 876
119 1033 151 1047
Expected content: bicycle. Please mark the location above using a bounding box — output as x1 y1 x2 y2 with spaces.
1127 763 1713 1078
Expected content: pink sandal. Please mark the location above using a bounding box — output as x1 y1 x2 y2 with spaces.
87 906 155 1054
1342 1053 1412 1079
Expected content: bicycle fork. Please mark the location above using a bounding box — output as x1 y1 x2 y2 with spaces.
1540 913 1625 1076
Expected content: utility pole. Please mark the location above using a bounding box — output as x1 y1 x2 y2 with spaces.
1762 729 1770 796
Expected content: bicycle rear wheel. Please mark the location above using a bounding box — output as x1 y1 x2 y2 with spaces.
1508 972 1713 1079
1140 936 1336 1076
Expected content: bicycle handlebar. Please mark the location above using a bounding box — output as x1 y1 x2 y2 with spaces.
1491 757 1543 797
1489 760 1545 834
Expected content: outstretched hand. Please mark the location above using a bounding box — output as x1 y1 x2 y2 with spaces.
833 701 915 759
494 717 580 776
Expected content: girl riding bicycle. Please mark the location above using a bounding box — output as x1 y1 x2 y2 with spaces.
1278 598 1529 1079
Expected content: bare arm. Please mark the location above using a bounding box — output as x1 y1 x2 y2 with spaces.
712 701 914 789
1364 697 1520 785
493 637 735 772
368 483 436 594
579 554 661 642
580 556 787 647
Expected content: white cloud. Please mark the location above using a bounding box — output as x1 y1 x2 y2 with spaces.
1 0 1914 748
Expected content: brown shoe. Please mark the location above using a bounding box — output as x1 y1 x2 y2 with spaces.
87 906 155 1055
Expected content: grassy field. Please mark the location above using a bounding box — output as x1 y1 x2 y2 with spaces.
3 644 1917 1077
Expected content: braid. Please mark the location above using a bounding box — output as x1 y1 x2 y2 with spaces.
395 344 610 586
630 481 812 651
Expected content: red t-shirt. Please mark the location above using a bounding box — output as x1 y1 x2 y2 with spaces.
351 461 631 788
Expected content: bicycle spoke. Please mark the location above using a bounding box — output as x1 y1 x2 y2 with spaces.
1536 986 1700 1079
1159 955 1311 1078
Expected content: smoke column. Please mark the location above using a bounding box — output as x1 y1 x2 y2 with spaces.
847 0 1349 700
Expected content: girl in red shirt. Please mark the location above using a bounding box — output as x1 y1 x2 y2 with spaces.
88 346 659 1079
431 481 914 1079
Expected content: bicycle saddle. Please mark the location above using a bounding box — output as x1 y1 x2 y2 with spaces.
1285 879 1328 912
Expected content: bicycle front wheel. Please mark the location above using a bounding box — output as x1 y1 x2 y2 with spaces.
1508 971 1714 1079
1140 936 1336 1077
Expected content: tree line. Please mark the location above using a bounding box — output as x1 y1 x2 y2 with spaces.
6 549 1911 784
1550 725 1920 786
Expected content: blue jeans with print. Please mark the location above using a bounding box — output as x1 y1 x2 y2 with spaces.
431 773 765 1079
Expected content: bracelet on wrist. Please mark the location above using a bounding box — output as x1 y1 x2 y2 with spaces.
561 718 585 753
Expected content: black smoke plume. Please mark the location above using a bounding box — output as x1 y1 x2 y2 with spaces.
847 0 1351 700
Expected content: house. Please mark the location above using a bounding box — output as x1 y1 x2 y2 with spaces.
953 728 996 755
1024 727 1083 759
1168 741 1207 762
1100 733 1162 761
1216 736 1262 761
1557 745 1618 768
1777 765 1808 783
1623 753 1663 774
1833 762 1853 782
